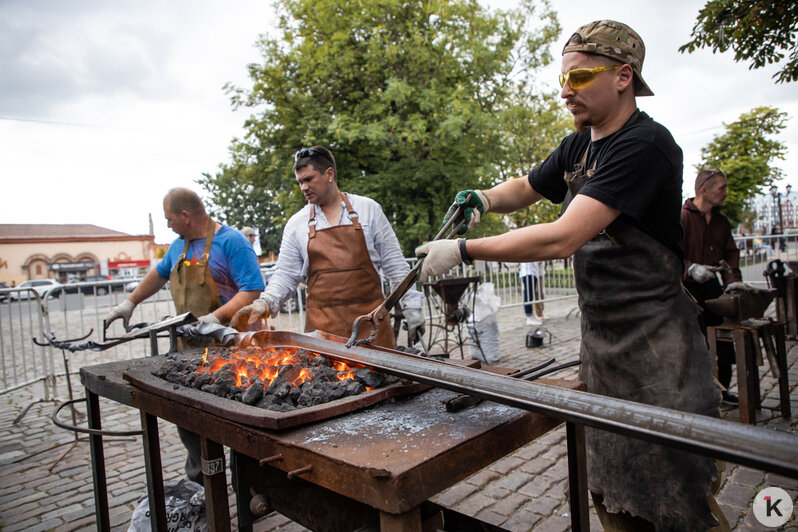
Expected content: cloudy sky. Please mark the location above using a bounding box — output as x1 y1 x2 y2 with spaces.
1 0 796 244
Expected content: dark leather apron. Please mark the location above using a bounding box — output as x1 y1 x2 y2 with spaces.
305 193 396 348
566 138 720 530
170 218 225 325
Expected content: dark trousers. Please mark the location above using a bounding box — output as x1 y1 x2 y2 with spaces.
684 280 735 389
521 275 543 317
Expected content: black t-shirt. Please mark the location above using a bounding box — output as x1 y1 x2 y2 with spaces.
528 110 684 259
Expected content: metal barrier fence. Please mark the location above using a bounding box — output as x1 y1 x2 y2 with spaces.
1 233 794 398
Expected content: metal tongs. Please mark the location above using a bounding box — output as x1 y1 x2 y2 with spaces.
346 194 472 348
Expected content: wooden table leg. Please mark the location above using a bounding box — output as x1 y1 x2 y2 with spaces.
86 390 110 532
201 438 231 532
771 323 792 418
567 422 589 531
141 412 167 531
732 329 757 424
380 506 422 531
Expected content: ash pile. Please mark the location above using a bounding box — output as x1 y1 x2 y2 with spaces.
153 347 400 412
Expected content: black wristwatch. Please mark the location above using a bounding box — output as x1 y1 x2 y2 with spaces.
459 238 473 265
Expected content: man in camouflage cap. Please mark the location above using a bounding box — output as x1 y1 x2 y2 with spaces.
418 19 727 531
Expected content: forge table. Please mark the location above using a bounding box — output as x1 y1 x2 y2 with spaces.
80 357 582 531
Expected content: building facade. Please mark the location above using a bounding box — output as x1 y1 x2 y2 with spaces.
0 224 158 285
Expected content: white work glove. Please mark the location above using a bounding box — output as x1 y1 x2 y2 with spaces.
688 263 716 283
230 297 279 331
104 299 136 330
403 307 426 343
197 313 220 325
415 239 462 281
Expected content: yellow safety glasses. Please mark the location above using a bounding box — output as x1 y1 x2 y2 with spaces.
559 65 621 90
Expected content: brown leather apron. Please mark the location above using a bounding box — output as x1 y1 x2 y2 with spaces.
566 137 720 529
170 218 225 325
305 193 396 348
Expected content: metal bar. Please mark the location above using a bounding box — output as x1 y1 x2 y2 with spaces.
86 389 110 532
141 412 167 532
248 331 798 478
566 422 589 531
201 437 231 532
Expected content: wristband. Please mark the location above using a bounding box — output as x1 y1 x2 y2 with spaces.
459 238 473 265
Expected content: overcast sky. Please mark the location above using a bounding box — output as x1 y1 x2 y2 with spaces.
1 0 796 245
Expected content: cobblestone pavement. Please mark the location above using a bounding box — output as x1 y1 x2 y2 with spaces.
1 299 796 531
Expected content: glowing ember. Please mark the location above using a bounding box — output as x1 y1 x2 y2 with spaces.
154 346 398 412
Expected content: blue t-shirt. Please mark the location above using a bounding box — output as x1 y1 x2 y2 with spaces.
156 225 264 303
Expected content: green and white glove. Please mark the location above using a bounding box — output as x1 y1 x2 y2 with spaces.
415 240 463 281
230 297 279 331
104 299 136 331
442 190 491 235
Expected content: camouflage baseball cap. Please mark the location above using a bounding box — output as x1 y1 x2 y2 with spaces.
562 20 653 96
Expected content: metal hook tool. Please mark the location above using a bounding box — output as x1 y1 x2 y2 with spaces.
346 194 472 348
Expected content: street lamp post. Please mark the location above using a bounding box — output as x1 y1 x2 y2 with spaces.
770 185 791 251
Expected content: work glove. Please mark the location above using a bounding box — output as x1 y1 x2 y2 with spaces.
415 239 462 281
443 190 491 236
104 299 136 330
403 307 426 344
230 297 279 331
197 312 220 325
688 263 716 283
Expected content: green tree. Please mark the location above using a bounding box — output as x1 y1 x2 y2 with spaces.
679 0 798 84
200 0 570 254
697 106 789 226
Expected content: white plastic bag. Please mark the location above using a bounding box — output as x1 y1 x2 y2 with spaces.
128 478 207 532
468 283 501 364
472 283 500 323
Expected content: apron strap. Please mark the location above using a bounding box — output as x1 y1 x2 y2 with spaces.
200 218 215 264
340 193 361 231
308 204 317 240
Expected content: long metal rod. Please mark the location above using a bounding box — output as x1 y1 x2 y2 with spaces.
246 331 798 478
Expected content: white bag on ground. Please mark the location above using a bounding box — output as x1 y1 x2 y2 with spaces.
468 283 501 364
128 478 207 532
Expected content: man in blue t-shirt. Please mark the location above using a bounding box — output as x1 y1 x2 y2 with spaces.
105 187 263 330
104 187 264 484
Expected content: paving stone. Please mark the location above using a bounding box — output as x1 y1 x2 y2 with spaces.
529 514 570 532
501 508 542 532
518 457 551 476
497 470 535 492
719 483 758 510
523 495 561 517
519 476 556 499
453 491 495 515
488 455 526 475
466 468 501 487
431 482 478 507
490 491 529 516
731 467 766 487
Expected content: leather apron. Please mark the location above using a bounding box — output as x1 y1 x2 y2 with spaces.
566 139 720 530
305 194 396 348
170 218 225 327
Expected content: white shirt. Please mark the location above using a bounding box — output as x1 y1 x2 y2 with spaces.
263 193 423 309
519 262 544 277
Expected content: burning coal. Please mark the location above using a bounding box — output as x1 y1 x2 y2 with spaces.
154 346 399 412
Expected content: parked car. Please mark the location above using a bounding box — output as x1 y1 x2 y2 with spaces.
9 279 63 301
64 275 123 296
0 281 9 303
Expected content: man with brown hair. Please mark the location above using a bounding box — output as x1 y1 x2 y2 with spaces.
417 20 726 531
682 169 743 404
233 146 425 348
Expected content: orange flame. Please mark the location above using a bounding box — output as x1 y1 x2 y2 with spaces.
194 346 365 392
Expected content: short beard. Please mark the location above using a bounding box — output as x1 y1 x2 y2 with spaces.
573 116 589 135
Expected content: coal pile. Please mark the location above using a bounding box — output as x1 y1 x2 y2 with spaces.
154 346 399 412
